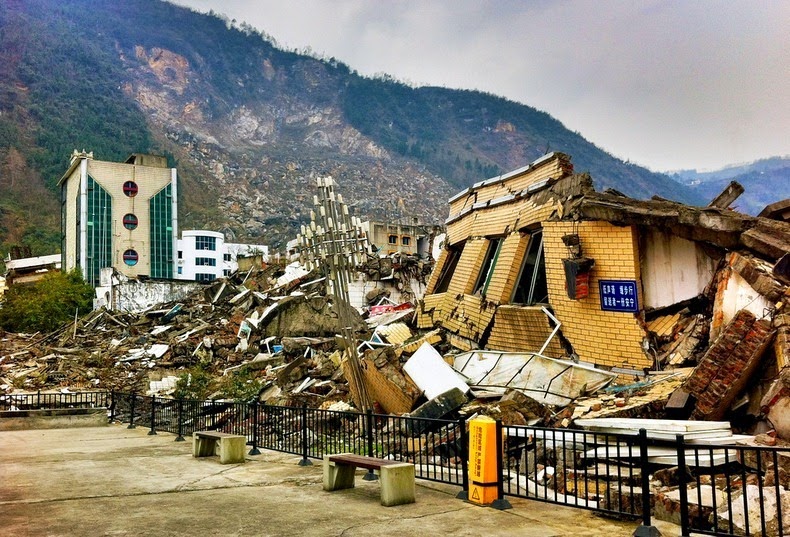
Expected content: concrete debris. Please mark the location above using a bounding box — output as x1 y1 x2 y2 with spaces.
2 152 789 456
403 342 469 400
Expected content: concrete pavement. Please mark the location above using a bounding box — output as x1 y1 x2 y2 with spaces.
0 425 682 536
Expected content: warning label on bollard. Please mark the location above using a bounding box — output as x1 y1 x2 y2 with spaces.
468 415 499 506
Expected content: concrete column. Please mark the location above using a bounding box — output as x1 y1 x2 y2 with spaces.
79 157 89 275
171 167 178 278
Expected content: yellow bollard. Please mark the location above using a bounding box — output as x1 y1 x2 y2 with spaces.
468 415 499 506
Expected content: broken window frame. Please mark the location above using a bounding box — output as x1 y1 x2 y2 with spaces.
433 241 465 294
510 229 549 305
472 237 504 297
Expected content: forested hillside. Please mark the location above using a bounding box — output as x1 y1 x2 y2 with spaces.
1 0 704 259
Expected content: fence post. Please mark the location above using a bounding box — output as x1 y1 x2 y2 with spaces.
109 391 116 422
298 403 313 466
456 415 469 500
147 396 157 435
175 398 185 442
676 434 690 537
362 408 377 481
491 419 512 510
37 390 41 408
248 402 261 455
127 393 136 429
632 428 661 536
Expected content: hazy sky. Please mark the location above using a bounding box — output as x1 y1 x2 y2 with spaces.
172 0 789 172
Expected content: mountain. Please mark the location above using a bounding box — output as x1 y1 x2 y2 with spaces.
669 157 790 215
0 0 703 258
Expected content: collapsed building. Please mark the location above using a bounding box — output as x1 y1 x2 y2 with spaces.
418 152 789 432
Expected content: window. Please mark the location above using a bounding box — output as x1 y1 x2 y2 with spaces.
433 243 464 294
177 267 183 275
195 257 216 266
511 230 549 305
223 253 232 262
84 176 112 285
122 181 138 197
472 238 503 296
195 236 216 251
123 249 139 266
388 235 398 245
223 269 231 276
401 236 411 246
195 273 215 282
122 213 138 230
178 250 183 259
150 184 173 279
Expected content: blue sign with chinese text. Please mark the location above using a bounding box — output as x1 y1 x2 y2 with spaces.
599 280 639 312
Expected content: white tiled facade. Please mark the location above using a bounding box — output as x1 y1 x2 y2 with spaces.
176 230 268 282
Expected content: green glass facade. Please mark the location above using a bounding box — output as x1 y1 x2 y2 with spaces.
85 176 112 286
149 184 173 279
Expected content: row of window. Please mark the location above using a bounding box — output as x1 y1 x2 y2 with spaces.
388 235 411 246
193 270 231 282
177 251 233 262
434 230 548 305
195 236 216 250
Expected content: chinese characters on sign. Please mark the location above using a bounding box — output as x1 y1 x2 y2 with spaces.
599 279 639 312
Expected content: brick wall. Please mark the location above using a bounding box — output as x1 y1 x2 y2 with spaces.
543 221 650 368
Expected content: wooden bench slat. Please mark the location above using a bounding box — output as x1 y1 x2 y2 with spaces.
195 431 241 439
328 454 405 470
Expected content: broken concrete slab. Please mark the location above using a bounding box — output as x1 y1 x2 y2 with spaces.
407 387 467 434
403 343 469 400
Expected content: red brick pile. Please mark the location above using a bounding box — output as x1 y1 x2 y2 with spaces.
685 310 776 420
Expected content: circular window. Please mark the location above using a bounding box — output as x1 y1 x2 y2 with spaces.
123 181 138 197
123 249 139 266
123 213 138 230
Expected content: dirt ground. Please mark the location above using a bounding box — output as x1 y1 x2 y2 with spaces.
0 425 682 536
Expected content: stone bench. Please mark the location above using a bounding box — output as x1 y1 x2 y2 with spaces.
323 453 415 506
192 431 246 464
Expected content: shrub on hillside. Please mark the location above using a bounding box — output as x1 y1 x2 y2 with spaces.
0 270 94 333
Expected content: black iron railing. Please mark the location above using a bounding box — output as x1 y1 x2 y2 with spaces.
675 435 787 537
0 390 109 410
5 390 788 536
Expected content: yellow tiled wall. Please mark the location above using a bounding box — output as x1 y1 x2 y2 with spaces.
542 221 650 368
487 305 566 357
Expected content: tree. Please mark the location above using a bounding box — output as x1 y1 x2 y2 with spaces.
0 270 94 333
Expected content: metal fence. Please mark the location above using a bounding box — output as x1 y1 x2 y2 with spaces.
676 436 787 537
501 423 651 520
5 390 788 536
0 390 109 410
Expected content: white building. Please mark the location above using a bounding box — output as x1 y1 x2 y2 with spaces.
176 230 268 282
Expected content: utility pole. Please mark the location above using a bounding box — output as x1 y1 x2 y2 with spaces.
296 176 372 410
